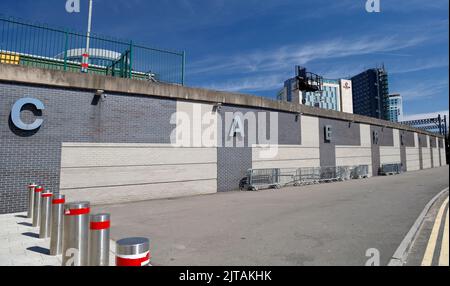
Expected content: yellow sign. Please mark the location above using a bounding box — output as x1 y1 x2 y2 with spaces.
0 53 20 65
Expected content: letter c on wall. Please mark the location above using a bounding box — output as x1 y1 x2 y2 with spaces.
11 98 45 131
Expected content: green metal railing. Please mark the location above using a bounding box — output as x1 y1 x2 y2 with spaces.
0 15 185 85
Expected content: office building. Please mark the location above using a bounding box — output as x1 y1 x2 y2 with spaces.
387 94 403 122
351 68 390 120
280 77 353 113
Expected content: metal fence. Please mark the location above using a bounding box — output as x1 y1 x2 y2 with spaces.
0 15 185 85
380 163 402 175
242 165 370 191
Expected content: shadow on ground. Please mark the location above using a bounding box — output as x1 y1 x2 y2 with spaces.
26 246 50 255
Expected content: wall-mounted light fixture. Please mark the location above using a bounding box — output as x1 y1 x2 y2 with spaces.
91 90 106 105
213 102 223 113
96 90 106 100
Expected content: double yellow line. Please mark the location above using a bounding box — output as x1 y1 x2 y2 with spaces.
422 197 449 266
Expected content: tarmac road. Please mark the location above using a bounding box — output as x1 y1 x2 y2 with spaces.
94 165 449 266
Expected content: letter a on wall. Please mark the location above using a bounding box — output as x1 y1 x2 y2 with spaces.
229 116 245 138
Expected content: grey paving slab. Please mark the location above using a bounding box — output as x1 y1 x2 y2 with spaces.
0 212 117 266
0 212 61 266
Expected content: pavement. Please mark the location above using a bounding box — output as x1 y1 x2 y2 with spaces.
405 189 449 266
0 212 116 266
92 165 449 266
0 213 61 266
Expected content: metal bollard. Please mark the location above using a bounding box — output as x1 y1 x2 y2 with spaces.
27 183 37 219
50 194 65 256
32 186 44 227
62 202 90 266
39 190 53 239
89 213 111 266
116 237 151 267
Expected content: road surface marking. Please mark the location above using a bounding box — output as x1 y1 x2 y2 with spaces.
438 206 449 266
388 188 449 266
421 197 448 266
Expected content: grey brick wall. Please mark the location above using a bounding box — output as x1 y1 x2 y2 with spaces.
370 127 394 176
318 118 361 167
401 131 416 147
216 105 301 192
418 134 428 148
417 134 428 170
430 138 434 168
217 147 252 192
278 112 301 145
399 130 415 172
0 80 444 213
430 137 437 148
0 82 176 214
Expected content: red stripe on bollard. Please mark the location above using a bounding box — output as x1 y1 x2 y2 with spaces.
81 63 89 68
116 252 151 267
42 193 53 198
35 187 44 193
82 53 89 58
52 199 65 205
65 208 90 216
90 221 110 230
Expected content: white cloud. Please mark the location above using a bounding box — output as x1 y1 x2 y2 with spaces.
203 74 288 92
392 79 448 101
190 35 428 77
191 33 431 93
390 59 449 74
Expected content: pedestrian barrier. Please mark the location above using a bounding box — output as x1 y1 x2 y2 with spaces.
89 213 111 266
39 190 53 239
351 165 370 179
380 164 402 176
27 183 37 219
32 186 44 227
62 202 90 266
50 194 65 256
242 165 370 191
245 168 282 191
320 166 343 182
116 237 151 267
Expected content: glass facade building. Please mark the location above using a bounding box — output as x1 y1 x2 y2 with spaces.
303 79 340 110
351 68 390 120
387 94 403 122
281 78 345 112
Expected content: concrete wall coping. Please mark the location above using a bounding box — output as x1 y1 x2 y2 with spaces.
0 63 444 139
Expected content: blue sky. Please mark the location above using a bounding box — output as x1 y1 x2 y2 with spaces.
1 0 448 120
